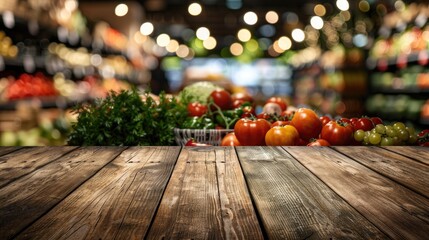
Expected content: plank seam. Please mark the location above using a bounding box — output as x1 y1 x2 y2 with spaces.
234 147 270 240
0 147 23 158
281 146 392 240
0 146 79 189
331 147 429 201
11 146 129 240
380 147 429 166
143 146 183 240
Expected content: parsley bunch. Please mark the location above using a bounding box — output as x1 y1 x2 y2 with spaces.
67 89 187 146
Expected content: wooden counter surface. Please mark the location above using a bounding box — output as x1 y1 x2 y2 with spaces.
0 146 428 239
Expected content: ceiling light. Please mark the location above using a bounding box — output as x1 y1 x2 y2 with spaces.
65 0 78 12
115 3 128 17
203 36 217 50
166 39 179 52
265 11 278 24
278 36 292 50
272 41 285 54
230 43 243 56
196 27 210 40
176 44 190 58
314 4 326 16
188 3 202 16
359 1 370 12
156 34 170 47
336 0 349 11
140 22 154 36
237 28 251 42
310 16 324 30
292 29 305 42
243 11 258 25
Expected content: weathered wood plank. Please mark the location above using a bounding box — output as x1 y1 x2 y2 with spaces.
333 146 429 198
286 146 429 240
0 146 78 188
146 147 263 239
0 146 125 240
0 147 21 156
16 146 180 240
237 146 387 239
381 146 429 165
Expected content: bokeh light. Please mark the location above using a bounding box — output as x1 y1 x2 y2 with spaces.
188 3 202 16
196 27 210 40
140 22 154 36
310 16 324 30
292 28 305 42
230 43 243 56
265 11 279 24
336 0 350 11
115 3 128 17
243 11 258 25
156 33 171 47
203 36 217 50
237 28 252 42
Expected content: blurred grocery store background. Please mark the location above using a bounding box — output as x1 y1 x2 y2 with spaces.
0 0 429 145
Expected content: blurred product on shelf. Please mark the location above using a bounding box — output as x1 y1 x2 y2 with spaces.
366 3 429 130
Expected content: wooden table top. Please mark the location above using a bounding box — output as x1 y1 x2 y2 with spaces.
0 146 428 239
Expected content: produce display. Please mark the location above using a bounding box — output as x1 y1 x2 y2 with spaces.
65 85 429 147
3 73 58 100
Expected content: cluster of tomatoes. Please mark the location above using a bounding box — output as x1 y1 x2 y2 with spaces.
4 73 58 100
183 89 429 147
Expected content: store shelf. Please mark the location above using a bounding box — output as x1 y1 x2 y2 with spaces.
367 50 429 71
0 97 92 111
371 87 429 95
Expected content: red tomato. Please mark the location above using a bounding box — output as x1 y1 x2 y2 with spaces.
296 138 309 146
266 97 288 111
209 89 232 110
234 118 271 146
265 125 299 146
241 105 256 118
291 108 322 141
319 116 331 126
340 117 351 124
187 102 208 117
262 102 283 116
232 99 246 109
354 117 375 131
320 120 354 146
281 109 295 120
256 112 275 123
271 120 290 128
221 132 241 146
370 117 383 125
349 117 359 127
417 129 429 147
231 92 253 103
307 138 331 146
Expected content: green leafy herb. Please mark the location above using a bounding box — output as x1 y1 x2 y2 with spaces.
68 88 187 146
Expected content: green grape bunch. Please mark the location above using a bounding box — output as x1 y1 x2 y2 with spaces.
353 122 418 146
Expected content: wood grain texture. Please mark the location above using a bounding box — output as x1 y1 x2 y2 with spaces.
0 146 77 188
333 146 429 198
16 146 180 240
237 146 388 240
0 147 21 156
286 146 429 240
0 146 125 240
381 146 429 165
146 146 263 240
